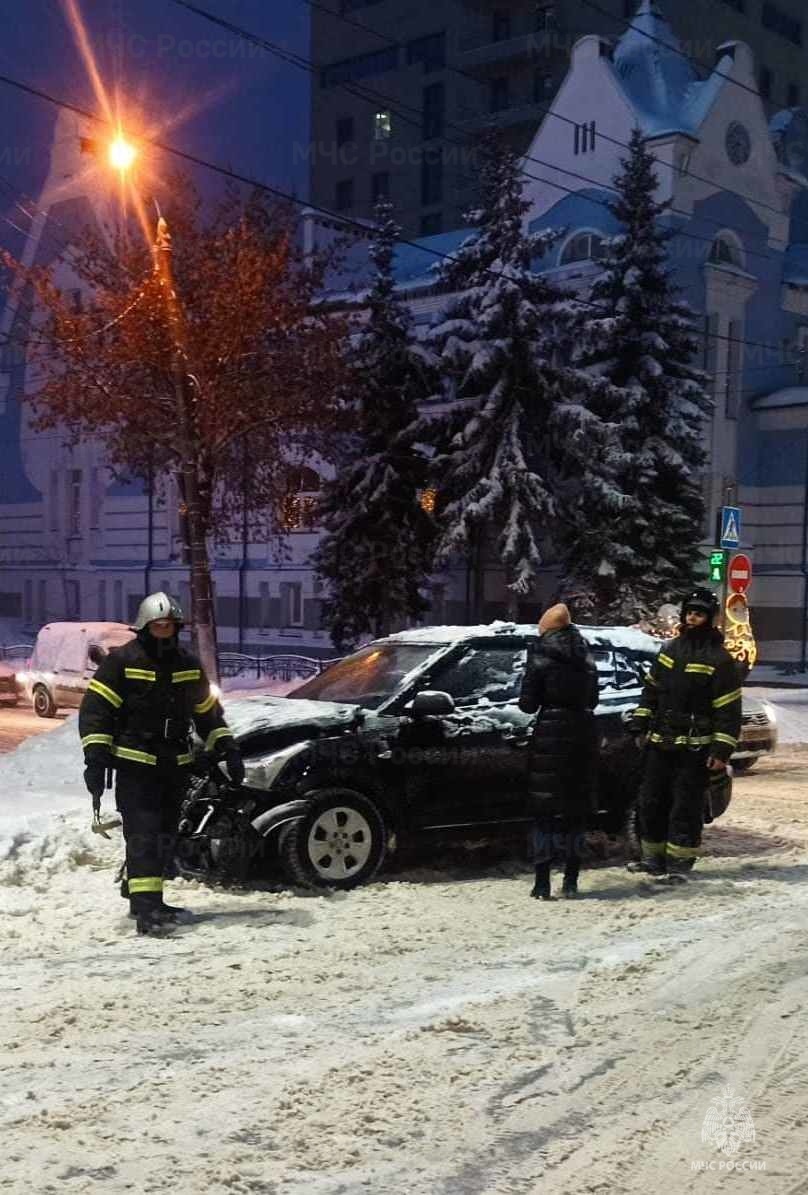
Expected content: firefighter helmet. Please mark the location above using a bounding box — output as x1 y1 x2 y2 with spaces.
681 587 720 624
133 591 184 631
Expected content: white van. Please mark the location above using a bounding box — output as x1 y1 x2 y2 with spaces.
19 622 135 717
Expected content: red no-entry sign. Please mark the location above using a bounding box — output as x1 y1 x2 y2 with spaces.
728 553 752 594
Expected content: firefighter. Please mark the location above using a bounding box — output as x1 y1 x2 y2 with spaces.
79 592 244 935
627 588 742 880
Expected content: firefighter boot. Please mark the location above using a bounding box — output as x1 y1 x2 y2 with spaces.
135 908 176 937
530 861 553 901
561 860 580 899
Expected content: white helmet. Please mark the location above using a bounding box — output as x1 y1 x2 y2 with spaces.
133 591 184 632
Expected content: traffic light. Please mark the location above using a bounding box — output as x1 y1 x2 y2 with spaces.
709 550 726 584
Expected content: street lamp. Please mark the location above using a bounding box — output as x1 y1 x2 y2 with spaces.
108 133 137 173
99 133 219 680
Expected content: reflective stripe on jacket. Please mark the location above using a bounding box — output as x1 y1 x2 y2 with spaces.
78 636 233 768
630 630 742 762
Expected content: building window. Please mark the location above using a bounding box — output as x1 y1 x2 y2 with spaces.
536 5 556 31
98 579 106 621
533 70 553 103
703 313 719 398
113 579 123 622
374 110 392 140
797 326 808 381
761 3 802 46
422 82 444 139
68 469 82 535
281 467 321 531
725 319 742 419
321 45 398 89
407 32 445 72
371 171 390 203
37 579 47 625
419 488 437 513
490 76 510 113
420 212 443 236
574 121 596 153
559 231 604 265
335 178 354 213
65 580 81 620
259 580 271 630
492 10 511 41
759 66 773 100
280 582 303 628
708 234 743 268
336 116 354 147
24 579 33 624
787 82 800 107
421 153 443 205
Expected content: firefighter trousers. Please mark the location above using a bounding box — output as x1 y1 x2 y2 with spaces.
115 765 187 913
638 746 708 871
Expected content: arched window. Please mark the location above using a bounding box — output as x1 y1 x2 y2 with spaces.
282 467 321 531
558 231 605 266
707 234 744 268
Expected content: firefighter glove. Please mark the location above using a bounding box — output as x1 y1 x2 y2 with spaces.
83 761 106 801
224 748 245 786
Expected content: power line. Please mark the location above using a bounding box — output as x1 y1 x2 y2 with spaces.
167 0 783 269
293 0 790 229
0 68 791 363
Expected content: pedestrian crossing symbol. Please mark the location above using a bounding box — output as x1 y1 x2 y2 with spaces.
720 506 741 549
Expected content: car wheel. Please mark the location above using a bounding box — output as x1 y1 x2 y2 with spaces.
280 787 387 890
33 685 57 718
732 759 757 774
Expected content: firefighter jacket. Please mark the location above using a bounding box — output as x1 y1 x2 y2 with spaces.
78 633 235 771
628 629 742 763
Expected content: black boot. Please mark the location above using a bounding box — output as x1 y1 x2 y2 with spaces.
135 908 176 937
626 856 666 876
158 902 192 924
530 862 553 901
561 861 580 899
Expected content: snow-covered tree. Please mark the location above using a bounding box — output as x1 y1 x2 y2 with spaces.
314 200 435 650
559 127 710 622
421 134 617 620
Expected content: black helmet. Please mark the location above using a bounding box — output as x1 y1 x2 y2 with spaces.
681 588 719 624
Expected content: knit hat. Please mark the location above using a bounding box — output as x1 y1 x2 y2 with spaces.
538 602 571 634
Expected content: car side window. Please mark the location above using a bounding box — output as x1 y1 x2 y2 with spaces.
429 645 527 707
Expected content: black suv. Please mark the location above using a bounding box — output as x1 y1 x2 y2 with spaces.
183 625 654 889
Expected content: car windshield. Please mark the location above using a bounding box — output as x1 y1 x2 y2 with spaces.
290 643 439 708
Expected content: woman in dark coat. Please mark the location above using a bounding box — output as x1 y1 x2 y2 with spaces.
518 603 600 900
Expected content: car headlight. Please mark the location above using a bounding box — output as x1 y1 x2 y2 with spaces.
245 740 311 790
15 672 27 684
760 701 777 727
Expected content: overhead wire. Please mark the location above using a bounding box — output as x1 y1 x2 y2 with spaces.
292 0 792 226
0 67 796 367
167 0 785 269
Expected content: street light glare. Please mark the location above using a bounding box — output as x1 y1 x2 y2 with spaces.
109 135 136 172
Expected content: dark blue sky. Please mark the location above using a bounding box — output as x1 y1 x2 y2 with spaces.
0 0 310 247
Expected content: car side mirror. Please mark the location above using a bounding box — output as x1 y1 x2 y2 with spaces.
88 645 107 666
410 690 455 717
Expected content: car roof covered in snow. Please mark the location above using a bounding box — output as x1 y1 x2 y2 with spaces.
384 622 661 654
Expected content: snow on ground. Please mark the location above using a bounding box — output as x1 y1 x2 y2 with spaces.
1 700 808 1191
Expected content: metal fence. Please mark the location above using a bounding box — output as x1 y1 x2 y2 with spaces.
218 652 340 682
0 644 33 662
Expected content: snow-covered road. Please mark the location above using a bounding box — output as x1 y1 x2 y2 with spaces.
2 722 808 1192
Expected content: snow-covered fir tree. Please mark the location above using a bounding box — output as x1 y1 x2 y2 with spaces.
421 134 619 619
559 127 711 622
313 200 435 650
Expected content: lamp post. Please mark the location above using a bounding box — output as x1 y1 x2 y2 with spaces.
104 134 219 681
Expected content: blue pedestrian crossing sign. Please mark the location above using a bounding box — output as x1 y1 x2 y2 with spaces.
720 506 742 549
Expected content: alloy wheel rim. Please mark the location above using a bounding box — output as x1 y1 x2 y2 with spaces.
307 806 372 879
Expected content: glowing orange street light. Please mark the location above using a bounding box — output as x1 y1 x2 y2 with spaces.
108 134 137 172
